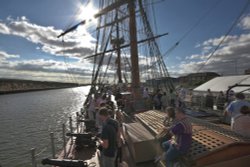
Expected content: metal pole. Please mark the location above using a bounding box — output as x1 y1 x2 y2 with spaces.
76 112 79 133
69 117 73 144
69 117 73 134
50 132 55 158
62 124 66 157
31 148 37 167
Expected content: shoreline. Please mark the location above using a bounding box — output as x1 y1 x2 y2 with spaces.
0 86 84 95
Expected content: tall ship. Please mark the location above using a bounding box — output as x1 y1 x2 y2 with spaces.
40 0 250 167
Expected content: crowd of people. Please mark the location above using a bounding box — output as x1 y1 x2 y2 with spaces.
143 86 190 111
200 88 250 138
83 87 119 167
84 85 250 167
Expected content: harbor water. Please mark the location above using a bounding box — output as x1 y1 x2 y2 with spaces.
0 86 90 167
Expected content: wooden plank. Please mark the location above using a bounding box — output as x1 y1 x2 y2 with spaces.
205 155 250 167
124 123 158 163
195 142 250 167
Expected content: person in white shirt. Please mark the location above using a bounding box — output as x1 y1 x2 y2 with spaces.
225 92 250 127
232 105 250 138
87 95 96 120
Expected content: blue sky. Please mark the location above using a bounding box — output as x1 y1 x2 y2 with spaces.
0 0 250 83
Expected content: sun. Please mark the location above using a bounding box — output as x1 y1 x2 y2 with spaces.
77 3 98 21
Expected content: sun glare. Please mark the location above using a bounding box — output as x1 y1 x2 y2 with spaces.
77 3 97 21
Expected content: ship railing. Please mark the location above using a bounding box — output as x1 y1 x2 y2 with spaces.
184 95 225 113
30 110 85 167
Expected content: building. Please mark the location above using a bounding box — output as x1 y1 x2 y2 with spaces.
178 72 220 88
145 77 177 91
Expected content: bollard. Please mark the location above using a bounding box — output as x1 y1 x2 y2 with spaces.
50 132 56 158
62 124 66 157
76 112 79 133
69 117 73 134
69 117 73 144
31 148 37 167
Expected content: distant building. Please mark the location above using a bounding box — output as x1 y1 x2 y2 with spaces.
245 68 250 75
145 77 177 90
178 72 220 87
144 72 220 90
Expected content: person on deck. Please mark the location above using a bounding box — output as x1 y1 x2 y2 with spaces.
205 89 214 109
161 92 168 112
169 89 176 107
98 107 119 167
87 95 96 120
159 107 176 143
106 95 115 118
216 91 225 110
153 90 162 110
96 103 107 133
161 107 192 166
115 109 125 167
163 107 176 127
224 92 250 127
232 105 250 137
143 87 149 98
176 86 186 108
227 90 235 104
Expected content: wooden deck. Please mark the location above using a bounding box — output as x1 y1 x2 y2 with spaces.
135 110 250 167
56 109 250 167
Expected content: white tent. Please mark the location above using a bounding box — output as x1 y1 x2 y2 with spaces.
193 75 250 95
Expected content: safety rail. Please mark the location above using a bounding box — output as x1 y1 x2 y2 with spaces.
30 109 85 167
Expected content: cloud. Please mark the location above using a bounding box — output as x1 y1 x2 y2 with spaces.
0 50 20 60
179 32 250 76
177 14 250 76
202 35 238 47
2 59 93 75
0 57 94 83
0 68 91 83
0 16 95 59
0 22 10 34
0 16 162 82
238 14 250 30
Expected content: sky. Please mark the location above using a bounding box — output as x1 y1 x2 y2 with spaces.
0 0 250 83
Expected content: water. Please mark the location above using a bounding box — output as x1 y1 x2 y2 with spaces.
0 86 90 167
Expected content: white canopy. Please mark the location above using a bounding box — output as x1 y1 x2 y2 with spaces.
193 75 250 95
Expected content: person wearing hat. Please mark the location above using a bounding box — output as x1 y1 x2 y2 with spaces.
161 107 192 166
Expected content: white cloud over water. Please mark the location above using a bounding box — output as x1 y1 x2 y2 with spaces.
0 16 97 83
0 16 95 59
1 13 250 83
0 58 94 83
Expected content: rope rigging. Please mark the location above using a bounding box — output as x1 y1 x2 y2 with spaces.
138 0 175 91
162 0 223 58
197 0 250 73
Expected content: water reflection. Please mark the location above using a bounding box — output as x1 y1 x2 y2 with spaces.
0 86 90 167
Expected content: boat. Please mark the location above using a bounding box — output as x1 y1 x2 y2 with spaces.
40 0 250 167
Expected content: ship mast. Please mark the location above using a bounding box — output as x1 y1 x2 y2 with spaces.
128 0 141 98
115 7 123 84
58 0 170 106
